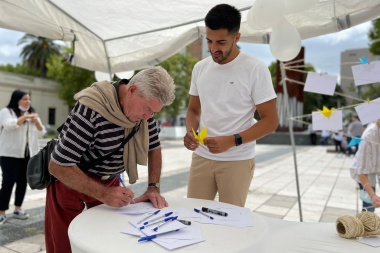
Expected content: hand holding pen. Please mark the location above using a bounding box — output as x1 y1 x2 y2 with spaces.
117 174 135 204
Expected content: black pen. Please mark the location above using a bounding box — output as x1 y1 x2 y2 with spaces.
202 207 228 217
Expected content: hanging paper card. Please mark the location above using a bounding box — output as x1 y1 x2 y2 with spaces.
354 98 380 125
312 110 342 131
304 72 337 96
351 61 380 86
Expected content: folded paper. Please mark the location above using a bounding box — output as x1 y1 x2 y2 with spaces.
192 127 207 144
348 137 362 147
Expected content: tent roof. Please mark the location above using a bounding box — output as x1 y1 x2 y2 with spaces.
1 0 380 73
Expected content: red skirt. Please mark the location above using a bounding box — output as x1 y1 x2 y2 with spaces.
44 177 119 253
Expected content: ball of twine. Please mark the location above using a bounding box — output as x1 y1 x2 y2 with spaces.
356 210 380 236
336 215 364 239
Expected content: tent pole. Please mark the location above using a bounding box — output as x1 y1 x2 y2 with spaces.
280 62 303 222
101 41 113 81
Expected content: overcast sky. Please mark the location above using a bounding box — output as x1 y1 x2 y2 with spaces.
0 21 374 83
239 21 373 82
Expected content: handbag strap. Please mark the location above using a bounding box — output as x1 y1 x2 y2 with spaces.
79 120 142 168
93 120 141 163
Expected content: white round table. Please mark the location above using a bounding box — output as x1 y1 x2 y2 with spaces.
68 197 378 253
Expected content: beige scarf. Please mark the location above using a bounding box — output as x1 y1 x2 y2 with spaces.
74 80 148 184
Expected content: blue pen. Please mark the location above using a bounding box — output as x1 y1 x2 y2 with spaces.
145 211 173 224
139 216 172 230
153 216 178 231
194 208 214 220
138 229 179 242
137 210 161 225
117 174 135 204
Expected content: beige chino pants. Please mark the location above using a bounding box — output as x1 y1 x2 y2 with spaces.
187 153 255 207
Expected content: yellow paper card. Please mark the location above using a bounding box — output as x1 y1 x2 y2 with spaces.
192 127 207 144
318 106 335 119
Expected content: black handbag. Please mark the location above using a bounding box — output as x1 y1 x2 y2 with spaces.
26 121 141 190
27 138 58 190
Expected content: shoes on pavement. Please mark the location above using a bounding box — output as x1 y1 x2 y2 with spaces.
13 210 30 220
0 215 6 225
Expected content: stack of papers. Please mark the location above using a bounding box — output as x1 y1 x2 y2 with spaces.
121 205 204 250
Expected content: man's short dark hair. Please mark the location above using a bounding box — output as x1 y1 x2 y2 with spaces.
205 4 241 34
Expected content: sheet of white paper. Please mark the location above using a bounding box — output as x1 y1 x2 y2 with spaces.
191 206 254 227
357 236 380 247
351 61 380 86
152 223 205 250
312 110 342 131
304 72 337 96
121 226 145 236
113 202 157 215
141 220 187 236
129 208 193 228
355 98 380 125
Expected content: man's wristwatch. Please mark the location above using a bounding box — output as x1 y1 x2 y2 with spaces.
148 182 160 189
234 134 242 146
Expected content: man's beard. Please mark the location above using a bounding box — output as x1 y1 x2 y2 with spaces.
210 46 233 64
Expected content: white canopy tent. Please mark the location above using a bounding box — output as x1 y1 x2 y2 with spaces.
1 0 380 73
1 0 380 221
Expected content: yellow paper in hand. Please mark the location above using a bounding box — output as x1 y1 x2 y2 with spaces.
192 127 207 144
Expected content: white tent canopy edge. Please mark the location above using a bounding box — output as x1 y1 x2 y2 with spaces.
1 0 380 73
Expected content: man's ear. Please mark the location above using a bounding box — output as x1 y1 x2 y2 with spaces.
234 32 241 43
127 84 137 94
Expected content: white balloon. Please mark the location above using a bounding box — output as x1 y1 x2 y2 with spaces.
115 70 135 79
284 0 318 14
247 0 285 30
270 18 302 62
94 71 114 82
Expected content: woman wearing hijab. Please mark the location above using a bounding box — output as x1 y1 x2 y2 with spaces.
0 89 46 225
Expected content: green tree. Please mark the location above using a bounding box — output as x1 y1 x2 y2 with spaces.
369 19 380 55
158 50 198 124
46 47 95 108
18 34 61 78
0 62 40 77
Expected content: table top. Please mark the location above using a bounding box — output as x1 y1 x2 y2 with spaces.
68 197 378 253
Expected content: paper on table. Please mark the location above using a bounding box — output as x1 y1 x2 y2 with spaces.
121 226 145 236
129 208 193 227
304 72 337 96
191 205 254 227
352 61 380 86
357 236 380 247
153 223 205 250
116 202 157 215
354 98 380 125
312 110 342 131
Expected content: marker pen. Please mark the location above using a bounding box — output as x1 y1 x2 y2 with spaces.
202 207 228 217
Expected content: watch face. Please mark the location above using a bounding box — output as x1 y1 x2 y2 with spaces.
235 134 242 146
149 183 160 188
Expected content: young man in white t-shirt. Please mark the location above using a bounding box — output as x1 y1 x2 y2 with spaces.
183 4 278 207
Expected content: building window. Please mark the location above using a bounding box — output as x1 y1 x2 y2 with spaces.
48 108 56 125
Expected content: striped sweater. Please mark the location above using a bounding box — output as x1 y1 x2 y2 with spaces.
51 102 160 176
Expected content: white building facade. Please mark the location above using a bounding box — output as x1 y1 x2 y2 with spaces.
0 71 69 134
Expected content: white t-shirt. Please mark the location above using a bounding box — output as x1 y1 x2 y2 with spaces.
189 52 277 161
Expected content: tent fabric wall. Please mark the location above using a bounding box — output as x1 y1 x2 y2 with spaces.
1 0 380 73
